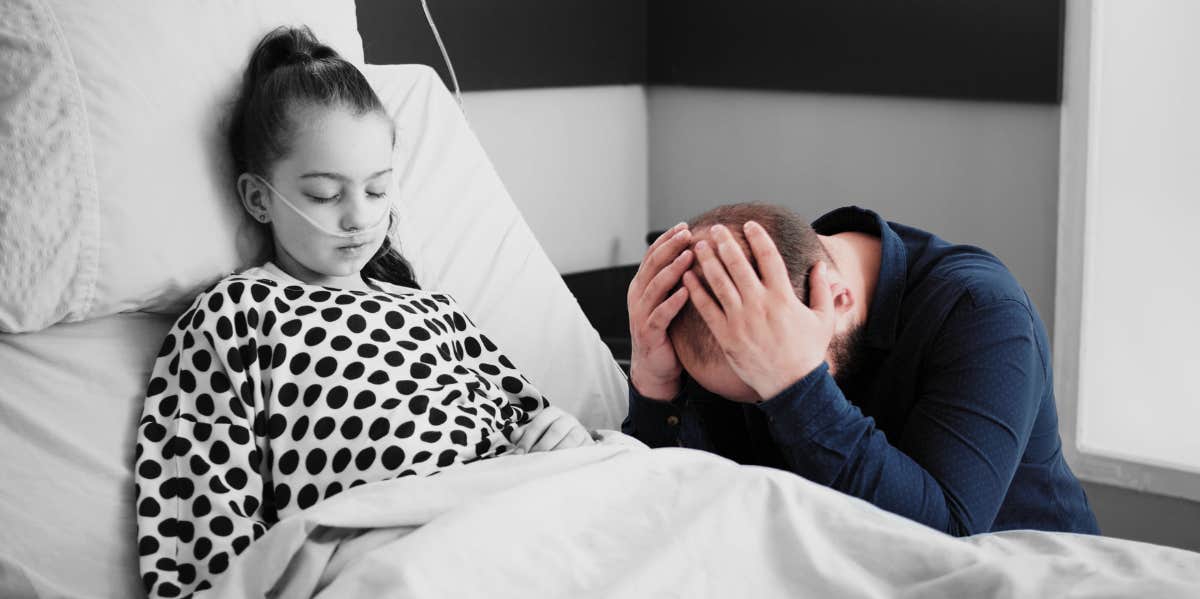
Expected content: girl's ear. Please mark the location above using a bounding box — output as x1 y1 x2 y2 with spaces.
237 173 272 223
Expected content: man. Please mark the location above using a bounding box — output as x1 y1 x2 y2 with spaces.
622 203 1100 536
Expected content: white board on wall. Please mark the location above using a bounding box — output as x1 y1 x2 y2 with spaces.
462 85 649 275
1058 0 1200 499
1078 1 1200 474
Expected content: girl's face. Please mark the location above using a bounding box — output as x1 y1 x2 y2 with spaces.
249 104 395 287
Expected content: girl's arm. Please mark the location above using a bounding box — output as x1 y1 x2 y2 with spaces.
135 292 269 598
443 296 548 426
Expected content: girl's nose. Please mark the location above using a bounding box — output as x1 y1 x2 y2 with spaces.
339 191 374 232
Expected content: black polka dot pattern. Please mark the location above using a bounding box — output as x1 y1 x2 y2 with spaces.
134 267 547 599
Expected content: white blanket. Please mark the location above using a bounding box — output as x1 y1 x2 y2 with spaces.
203 437 1200 598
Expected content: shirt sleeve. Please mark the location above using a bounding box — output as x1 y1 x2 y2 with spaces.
755 297 1045 536
134 293 269 598
621 378 686 447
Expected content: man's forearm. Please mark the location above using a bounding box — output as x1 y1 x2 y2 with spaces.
755 363 970 535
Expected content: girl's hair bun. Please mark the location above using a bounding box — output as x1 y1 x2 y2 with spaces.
231 24 380 179
247 25 341 83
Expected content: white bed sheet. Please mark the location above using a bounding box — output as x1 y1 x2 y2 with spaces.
0 313 174 598
204 443 1200 599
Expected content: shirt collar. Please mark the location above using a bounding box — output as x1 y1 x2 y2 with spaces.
810 206 907 350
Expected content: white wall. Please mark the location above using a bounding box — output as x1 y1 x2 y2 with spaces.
462 85 648 274
648 87 1061 333
459 83 1062 338
462 83 1064 337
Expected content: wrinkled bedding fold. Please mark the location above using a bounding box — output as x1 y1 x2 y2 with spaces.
203 438 1200 599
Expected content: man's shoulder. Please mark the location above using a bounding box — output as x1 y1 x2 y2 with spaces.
930 252 1028 309
898 227 1031 312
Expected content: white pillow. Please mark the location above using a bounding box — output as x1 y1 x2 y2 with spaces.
0 0 364 332
0 59 630 599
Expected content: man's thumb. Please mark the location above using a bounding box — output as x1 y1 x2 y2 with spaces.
809 261 835 315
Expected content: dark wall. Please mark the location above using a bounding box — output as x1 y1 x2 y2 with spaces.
355 0 1063 101
356 0 647 91
648 0 1065 103
1083 482 1200 553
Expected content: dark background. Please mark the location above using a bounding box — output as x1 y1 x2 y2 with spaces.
354 0 1067 367
357 0 647 91
357 0 1064 103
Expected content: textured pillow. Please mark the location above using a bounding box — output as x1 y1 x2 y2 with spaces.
0 0 364 332
0 0 98 332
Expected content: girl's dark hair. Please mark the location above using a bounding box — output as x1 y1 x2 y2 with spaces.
228 25 419 289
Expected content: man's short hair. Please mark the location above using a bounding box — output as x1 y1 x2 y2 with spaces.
668 203 833 365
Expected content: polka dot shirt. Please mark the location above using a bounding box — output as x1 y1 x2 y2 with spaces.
133 264 548 598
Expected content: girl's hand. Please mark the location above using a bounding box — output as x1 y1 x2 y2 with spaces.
510 406 595 453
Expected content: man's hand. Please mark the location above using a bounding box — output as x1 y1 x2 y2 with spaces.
682 221 836 402
627 223 694 401
510 406 595 453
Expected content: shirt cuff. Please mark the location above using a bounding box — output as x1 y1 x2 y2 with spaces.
755 362 847 440
624 379 685 446
629 378 683 412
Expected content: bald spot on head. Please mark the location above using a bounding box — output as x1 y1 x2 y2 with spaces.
667 203 832 367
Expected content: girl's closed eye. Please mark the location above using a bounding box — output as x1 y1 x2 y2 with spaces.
306 189 387 203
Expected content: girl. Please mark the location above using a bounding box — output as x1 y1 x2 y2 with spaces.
133 26 592 599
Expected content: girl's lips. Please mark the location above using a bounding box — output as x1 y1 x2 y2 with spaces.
336 241 373 256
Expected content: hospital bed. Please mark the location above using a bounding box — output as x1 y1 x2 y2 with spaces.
1 1 1198 597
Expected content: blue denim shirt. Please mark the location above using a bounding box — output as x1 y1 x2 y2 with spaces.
623 206 1100 536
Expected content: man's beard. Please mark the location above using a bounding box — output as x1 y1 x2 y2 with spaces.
828 320 869 388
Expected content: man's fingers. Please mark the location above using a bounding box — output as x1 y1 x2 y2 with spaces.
647 222 688 256
743 221 791 292
640 249 693 308
694 240 742 311
647 285 689 331
711 225 762 294
647 229 692 273
631 227 692 300
808 261 835 317
681 270 728 341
